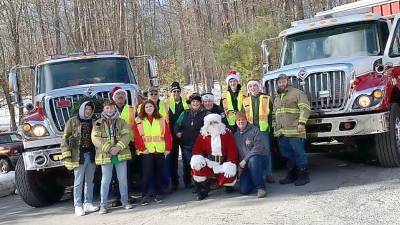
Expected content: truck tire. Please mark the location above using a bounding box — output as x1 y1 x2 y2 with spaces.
375 103 400 167
15 157 65 207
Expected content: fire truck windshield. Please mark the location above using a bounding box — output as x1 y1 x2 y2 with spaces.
36 57 136 94
282 21 380 66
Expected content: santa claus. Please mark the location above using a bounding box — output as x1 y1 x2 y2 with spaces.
190 113 238 200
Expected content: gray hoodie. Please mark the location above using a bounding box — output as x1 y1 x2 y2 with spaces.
234 123 267 162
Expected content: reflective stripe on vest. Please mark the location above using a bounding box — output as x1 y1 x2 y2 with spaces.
243 95 270 132
168 97 189 115
137 118 166 153
225 90 243 126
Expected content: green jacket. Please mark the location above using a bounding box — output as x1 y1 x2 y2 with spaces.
91 117 132 165
61 116 95 170
272 86 310 139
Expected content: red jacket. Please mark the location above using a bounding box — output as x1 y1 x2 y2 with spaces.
133 116 173 153
192 129 238 164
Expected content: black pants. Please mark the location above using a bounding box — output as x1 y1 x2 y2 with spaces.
141 153 164 197
170 138 180 186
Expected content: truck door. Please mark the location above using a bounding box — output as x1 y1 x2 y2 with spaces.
383 15 400 82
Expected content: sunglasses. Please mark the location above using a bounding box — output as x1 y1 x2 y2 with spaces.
149 93 158 96
172 90 181 93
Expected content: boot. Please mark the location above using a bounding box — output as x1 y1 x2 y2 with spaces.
195 181 209 201
279 167 297 184
294 167 310 186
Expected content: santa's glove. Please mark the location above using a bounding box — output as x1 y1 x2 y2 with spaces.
205 158 224 174
222 161 237 178
190 155 206 171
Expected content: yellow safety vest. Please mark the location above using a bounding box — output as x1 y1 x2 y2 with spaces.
168 96 189 115
243 95 271 132
224 89 244 126
137 101 169 122
119 105 135 141
136 117 166 153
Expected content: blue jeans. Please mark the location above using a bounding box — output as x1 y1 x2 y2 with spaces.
73 152 96 207
239 155 267 195
181 145 193 186
277 137 308 168
100 161 128 208
259 131 272 176
161 153 171 190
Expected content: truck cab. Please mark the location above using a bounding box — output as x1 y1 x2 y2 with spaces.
262 0 400 167
8 51 151 207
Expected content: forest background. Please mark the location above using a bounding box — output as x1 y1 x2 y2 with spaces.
0 0 357 129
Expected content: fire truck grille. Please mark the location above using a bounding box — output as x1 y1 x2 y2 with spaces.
48 90 132 132
265 71 347 111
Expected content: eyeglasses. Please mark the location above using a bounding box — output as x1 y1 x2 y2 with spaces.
149 93 158 96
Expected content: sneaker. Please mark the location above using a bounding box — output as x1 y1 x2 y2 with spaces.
257 189 267 198
83 203 99 213
98 207 108 214
123 203 133 210
154 195 163 203
141 197 150 206
75 206 85 216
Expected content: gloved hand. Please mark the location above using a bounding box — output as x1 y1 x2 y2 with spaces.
63 157 73 171
190 155 206 171
222 162 237 178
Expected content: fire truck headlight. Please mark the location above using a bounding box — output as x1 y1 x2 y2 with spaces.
32 125 49 137
357 95 372 108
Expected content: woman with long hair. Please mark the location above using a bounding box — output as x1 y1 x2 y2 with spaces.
133 100 173 205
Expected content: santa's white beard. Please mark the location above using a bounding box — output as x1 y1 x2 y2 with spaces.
201 123 226 137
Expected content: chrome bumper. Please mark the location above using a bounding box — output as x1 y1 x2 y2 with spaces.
307 112 389 139
22 137 64 170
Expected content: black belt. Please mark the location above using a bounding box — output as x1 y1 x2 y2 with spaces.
207 155 225 164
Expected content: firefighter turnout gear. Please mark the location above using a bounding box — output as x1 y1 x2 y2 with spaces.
272 86 310 139
91 118 132 165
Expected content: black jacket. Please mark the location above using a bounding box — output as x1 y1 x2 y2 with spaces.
174 109 207 147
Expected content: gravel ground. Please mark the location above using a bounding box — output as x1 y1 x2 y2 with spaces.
1 151 400 225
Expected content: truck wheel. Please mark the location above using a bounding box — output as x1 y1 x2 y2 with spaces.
375 103 400 167
15 157 65 207
0 158 11 174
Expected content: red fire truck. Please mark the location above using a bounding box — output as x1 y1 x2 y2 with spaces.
262 0 400 167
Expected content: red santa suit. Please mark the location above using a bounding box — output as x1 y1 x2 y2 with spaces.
190 114 238 187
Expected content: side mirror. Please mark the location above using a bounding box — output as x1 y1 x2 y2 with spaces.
147 57 160 87
261 40 270 74
8 69 21 107
25 102 34 112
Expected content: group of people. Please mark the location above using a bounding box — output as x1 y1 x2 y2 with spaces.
61 69 311 216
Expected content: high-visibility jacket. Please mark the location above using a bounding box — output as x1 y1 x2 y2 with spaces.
119 104 135 142
272 86 310 139
243 94 271 132
91 118 132 165
222 89 245 126
135 117 167 153
168 96 189 115
137 100 169 121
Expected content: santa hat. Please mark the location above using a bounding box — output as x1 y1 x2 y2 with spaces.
247 79 261 90
110 86 127 102
225 70 240 85
204 113 222 126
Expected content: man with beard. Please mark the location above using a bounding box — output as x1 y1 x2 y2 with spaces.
190 114 238 200
220 70 246 131
201 92 228 126
273 74 311 186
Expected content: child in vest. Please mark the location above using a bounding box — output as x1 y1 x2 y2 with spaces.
133 100 173 205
